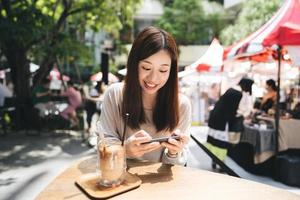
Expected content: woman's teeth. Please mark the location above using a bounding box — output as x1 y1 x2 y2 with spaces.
145 82 156 88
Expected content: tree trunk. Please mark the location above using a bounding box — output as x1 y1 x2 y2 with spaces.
6 47 30 98
5 45 31 129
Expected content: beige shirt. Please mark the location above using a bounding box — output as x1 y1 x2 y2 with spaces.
99 83 192 165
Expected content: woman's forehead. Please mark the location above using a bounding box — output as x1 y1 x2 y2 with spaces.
140 50 171 66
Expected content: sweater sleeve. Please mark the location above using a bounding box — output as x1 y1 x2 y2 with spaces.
98 84 123 141
162 94 192 166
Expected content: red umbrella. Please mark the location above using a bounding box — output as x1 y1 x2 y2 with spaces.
265 22 300 45
224 0 300 153
225 0 300 59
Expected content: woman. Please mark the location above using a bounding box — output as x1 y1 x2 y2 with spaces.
99 26 191 166
207 78 254 169
208 78 254 140
60 81 82 127
260 79 277 113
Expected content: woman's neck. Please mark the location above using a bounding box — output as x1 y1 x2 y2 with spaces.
142 93 156 110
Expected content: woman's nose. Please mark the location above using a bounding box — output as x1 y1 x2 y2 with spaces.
147 70 158 82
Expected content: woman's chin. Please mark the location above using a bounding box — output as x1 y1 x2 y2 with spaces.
142 87 158 96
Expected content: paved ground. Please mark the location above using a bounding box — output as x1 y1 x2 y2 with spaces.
0 130 94 200
0 127 299 200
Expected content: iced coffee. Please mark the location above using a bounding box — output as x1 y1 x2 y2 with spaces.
97 139 126 187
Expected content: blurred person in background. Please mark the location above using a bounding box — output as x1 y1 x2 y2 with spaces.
208 83 220 107
260 79 277 114
60 81 82 127
207 77 254 170
84 80 104 146
32 78 53 117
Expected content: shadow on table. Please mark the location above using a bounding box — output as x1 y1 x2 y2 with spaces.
136 164 174 184
78 156 97 174
77 157 174 184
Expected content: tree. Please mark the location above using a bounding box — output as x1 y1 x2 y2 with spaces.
156 0 208 45
156 0 229 45
220 0 281 46
204 1 229 40
0 0 140 100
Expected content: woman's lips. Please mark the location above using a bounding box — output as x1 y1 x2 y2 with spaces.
144 81 157 89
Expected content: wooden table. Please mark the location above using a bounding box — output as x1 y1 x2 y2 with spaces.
36 156 300 200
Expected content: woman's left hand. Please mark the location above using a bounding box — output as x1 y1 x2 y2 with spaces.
161 129 189 156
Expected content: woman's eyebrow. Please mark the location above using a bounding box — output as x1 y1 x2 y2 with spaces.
141 60 170 67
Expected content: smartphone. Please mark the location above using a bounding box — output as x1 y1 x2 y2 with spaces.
141 135 180 144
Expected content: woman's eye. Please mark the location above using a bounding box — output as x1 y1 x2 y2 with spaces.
142 66 151 71
160 70 168 73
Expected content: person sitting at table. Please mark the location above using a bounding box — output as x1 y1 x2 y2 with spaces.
260 79 277 114
98 26 191 166
60 81 82 127
32 78 53 117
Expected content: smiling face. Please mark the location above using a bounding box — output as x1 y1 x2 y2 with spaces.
138 50 171 98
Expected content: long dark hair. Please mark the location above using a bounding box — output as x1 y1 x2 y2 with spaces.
122 26 179 132
238 78 254 95
266 79 277 91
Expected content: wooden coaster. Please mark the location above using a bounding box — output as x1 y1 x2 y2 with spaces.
75 172 142 199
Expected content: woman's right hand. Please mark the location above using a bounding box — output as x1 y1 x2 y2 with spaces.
125 130 160 158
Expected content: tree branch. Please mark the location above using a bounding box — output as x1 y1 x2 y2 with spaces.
54 0 70 33
25 0 70 50
67 5 95 16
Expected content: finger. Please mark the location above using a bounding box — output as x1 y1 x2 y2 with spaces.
139 144 161 155
128 130 152 145
179 134 189 145
161 142 181 152
131 143 160 157
129 136 152 145
139 142 160 151
171 129 189 146
168 137 182 146
162 140 181 149
172 129 181 136
135 130 151 138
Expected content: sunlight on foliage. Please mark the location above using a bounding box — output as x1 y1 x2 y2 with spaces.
220 0 281 46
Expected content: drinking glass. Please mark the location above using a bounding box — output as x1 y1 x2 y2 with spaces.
96 123 126 187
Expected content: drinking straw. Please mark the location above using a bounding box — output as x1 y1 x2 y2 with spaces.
121 113 129 146
96 121 106 150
